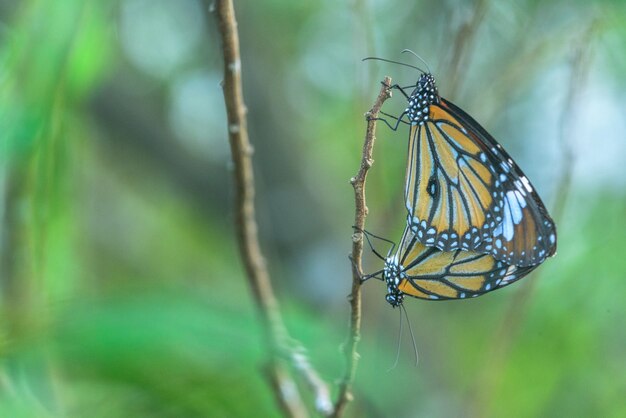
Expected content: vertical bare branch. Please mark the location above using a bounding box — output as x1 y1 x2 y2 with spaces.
214 1 308 417
467 20 598 418
332 77 392 418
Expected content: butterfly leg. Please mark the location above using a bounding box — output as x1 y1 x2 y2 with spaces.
348 254 383 283
352 226 396 259
369 110 409 131
389 83 411 100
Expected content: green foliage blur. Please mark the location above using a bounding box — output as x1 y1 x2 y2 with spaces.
0 0 625 417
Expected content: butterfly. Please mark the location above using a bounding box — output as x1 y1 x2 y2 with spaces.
381 226 536 306
360 227 536 307
368 52 557 268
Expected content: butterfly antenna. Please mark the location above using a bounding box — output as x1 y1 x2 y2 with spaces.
401 49 432 74
362 57 426 74
387 307 403 372
401 304 419 366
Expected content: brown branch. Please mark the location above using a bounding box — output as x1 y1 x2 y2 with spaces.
267 365 309 418
331 77 392 418
289 345 333 415
215 1 310 417
466 19 598 418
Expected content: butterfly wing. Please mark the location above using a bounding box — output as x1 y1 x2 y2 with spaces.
405 109 502 253
389 227 536 301
440 98 557 266
403 96 556 267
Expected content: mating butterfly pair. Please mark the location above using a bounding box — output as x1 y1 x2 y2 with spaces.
364 55 557 307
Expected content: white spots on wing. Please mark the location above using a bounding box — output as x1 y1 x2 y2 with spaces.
500 198 515 241
490 188 529 254
499 174 507 183
549 233 556 244
520 176 533 192
513 180 527 196
506 191 523 224
500 161 510 172
480 153 487 162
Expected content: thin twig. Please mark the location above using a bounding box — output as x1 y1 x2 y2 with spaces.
289 345 333 415
267 365 309 418
467 20 598 418
214 1 308 417
331 77 393 418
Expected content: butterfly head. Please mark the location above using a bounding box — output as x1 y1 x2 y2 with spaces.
383 256 405 308
407 73 439 126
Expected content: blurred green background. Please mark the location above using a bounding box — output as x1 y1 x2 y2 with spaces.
1 0 625 417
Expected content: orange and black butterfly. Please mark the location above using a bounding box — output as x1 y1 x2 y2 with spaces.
369 52 557 268
376 226 537 306
361 227 536 305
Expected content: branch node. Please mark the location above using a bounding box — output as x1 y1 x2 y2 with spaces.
228 59 241 73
